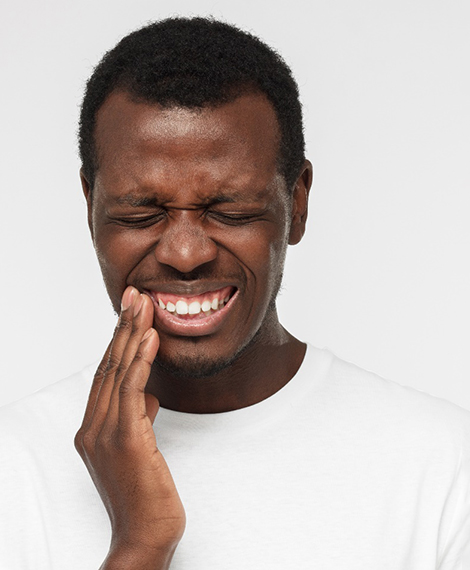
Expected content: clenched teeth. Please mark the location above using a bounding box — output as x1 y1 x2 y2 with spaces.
158 293 231 317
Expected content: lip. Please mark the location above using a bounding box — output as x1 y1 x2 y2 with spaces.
146 287 239 337
145 282 237 297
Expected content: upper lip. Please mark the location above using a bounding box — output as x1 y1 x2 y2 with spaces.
142 282 239 297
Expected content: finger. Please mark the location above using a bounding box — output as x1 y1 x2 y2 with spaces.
104 295 155 428
113 294 154 384
117 328 160 431
81 337 113 427
77 336 113 432
88 286 139 429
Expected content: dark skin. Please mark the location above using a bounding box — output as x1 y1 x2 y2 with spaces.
75 91 312 568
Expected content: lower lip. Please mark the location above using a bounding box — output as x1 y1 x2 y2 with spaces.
148 289 239 337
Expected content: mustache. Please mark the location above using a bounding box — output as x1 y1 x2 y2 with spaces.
136 266 247 288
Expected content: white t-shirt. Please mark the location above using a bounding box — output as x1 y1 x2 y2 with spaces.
0 345 469 569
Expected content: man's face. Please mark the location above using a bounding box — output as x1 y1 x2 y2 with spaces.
83 91 308 376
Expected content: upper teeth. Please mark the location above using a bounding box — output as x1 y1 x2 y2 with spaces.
159 295 230 315
176 300 189 315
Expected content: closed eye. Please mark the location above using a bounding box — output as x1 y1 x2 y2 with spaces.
110 213 166 228
208 212 262 226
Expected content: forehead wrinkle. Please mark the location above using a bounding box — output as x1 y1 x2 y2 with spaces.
112 187 270 208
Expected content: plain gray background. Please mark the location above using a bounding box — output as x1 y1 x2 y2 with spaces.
1 0 469 410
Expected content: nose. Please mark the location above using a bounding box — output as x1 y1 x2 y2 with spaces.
154 210 218 274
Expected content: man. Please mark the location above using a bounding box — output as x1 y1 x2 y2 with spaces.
0 17 469 570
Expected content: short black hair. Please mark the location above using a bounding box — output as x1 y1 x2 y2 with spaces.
78 17 305 192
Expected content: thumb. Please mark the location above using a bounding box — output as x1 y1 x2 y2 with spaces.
144 393 160 424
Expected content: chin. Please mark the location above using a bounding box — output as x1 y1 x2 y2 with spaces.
155 324 264 380
154 350 239 379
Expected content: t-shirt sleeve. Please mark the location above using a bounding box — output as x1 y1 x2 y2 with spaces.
438 417 470 569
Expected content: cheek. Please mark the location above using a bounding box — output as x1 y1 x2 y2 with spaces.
258 225 290 301
95 230 147 299
225 224 288 292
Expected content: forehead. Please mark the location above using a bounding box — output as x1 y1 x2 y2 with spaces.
93 91 283 203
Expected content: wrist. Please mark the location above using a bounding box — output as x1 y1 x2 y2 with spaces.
100 542 178 570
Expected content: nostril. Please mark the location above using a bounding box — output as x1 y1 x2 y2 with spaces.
154 228 218 274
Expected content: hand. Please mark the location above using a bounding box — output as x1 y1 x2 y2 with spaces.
75 286 186 569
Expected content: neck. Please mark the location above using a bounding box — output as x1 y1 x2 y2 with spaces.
145 320 306 414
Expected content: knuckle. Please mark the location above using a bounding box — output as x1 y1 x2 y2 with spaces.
74 429 84 453
94 361 108 379
81 430 97 453
133 349 145 362
118 381 134 397
134 348 152 366
117 316 133 333
115 363 127 378
106 355 121 376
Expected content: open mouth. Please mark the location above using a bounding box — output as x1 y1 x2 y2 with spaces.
146 286 238 329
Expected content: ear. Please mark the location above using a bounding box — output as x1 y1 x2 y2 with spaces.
80 169 94 242
288 160 313 245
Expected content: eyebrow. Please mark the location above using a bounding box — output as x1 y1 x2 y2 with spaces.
114 194 161 207
113 190 265 207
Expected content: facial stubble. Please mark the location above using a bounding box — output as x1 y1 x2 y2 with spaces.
152 268 285 380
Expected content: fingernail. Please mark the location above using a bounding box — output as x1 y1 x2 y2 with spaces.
134 294 144 317
141 328 154 343
121 287 135 311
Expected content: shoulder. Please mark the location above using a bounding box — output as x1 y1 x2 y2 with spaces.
0 363 96 450
322 348 470 456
